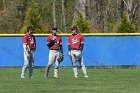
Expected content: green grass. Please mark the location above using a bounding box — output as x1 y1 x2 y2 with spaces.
0 68 140 93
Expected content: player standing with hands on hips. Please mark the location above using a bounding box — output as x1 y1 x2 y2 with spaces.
21 26 36 78
68 25 88 78
44 27 63 78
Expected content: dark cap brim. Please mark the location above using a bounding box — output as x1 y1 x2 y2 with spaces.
52 27 58 30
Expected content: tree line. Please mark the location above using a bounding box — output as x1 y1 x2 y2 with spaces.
0 0 140 33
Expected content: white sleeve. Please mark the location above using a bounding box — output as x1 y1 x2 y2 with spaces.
23 44 27 52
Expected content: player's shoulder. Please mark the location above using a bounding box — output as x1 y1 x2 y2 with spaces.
56 34 61 37
69 35 73 38
48 35 52 38
23 33 28 38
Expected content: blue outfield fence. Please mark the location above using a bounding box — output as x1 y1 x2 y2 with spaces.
0 36 140 66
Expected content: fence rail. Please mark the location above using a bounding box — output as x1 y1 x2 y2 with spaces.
1 33 140 37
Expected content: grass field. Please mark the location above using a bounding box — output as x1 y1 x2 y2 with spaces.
0 67 140 93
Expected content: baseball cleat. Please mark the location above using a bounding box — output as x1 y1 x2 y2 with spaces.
84 75 89 78
54 76 59 78
21 76 25 78
44 75 47 78
75 75 78 78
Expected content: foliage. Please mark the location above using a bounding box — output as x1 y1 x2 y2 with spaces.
65 0 75 32
117 12 136 33
41 0 53 32
0 0 140 33
21 0 47 33
108 17 118 33
74 14 91 33
0 1 4 11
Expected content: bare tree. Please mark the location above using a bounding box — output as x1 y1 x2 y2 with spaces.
89 0 108 33
117 0 124 20
123 0 140 23
88 0 97 32
53 0 56 27
1 0 7 13
72 0 86 24
61 0 66 32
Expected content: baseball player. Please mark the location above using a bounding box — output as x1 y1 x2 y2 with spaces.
68 25 88 78
21 26 36 78
44 27 63 78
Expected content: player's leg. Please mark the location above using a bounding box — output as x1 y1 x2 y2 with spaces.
21 52 30 78
45 50 55 77
54 61 59 78
71 50 78 78
28 50 35 78
78 55 88 78
54 52 60 78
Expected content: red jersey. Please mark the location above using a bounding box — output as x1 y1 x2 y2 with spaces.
68 33 84 50
47 35 62 50
22 33 36 50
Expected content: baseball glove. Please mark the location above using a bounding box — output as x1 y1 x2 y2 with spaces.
26 45 30 52
58 53 64 62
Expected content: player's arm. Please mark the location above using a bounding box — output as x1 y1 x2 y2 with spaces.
47 36 56 48
68 45 70 51
80 43 84 51
60 45 63 54
47 40 55 48
68 37 71 55
22 36 30 57
22 35 30 52
34 36 36 50
60 38 63 54
80 35 84 51
68 45 71 56
23 44 30 52
23 43 27 51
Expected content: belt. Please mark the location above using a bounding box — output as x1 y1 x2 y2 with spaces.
30 48 36 50
50 49 60 50
71 48 80 50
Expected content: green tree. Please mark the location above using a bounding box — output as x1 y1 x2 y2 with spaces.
21 0 46 33
117 12 135 33
74 14 91 33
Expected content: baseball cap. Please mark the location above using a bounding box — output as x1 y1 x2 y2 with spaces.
27 26 34 31
71 25 78 31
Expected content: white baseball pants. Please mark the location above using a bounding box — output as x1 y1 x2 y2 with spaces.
21 50 35 78
70 50 87 77
45 50 61 77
